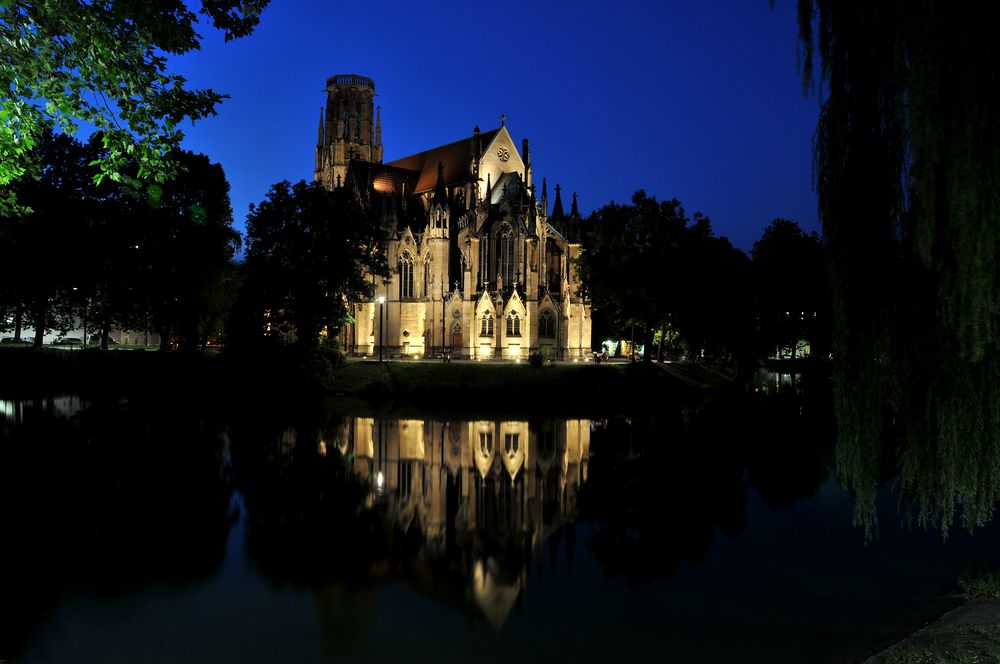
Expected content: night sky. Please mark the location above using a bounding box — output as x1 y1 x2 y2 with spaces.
170 0 819 251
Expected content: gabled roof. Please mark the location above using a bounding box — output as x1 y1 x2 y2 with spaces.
386 128 501 194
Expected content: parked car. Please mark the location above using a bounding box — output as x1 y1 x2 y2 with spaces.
1 337 31 346
52 337 83 346
87 338 119 346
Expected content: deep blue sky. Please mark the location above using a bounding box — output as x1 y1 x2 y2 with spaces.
171 0 819 251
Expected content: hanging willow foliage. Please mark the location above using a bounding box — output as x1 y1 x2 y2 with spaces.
796 1 1000 539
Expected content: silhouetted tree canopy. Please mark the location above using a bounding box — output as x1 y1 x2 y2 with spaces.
0 128 238 349
578 190 753 367
238 180 390 351
0 128 98 345
750 218 829 359
796 1 1000 537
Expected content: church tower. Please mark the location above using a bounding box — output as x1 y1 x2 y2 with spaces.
314 74 382 189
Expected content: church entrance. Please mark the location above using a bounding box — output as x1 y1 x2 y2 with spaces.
451 324 463 350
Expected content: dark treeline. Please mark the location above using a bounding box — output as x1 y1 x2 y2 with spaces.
0 130 388 383
0 128 237 350
579 190 829 373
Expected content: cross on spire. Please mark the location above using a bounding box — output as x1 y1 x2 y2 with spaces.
500 113 506 127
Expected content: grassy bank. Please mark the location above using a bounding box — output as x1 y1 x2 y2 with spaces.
0 348 736 415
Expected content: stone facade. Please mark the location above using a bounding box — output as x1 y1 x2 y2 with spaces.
314 74 591 359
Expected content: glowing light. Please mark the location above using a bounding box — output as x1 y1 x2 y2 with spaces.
377 295 385 305
376 470 384 489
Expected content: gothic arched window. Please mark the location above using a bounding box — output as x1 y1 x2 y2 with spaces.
506 311 521 337
539 310 555 338
399 251 414 298
480 311 494 337
504 433 520 457
423 255 432 298
479 431 493 457
497 224 516 288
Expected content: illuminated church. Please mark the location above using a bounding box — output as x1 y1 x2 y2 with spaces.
314 74 592 359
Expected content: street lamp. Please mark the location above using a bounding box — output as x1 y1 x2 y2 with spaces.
377 295 385 362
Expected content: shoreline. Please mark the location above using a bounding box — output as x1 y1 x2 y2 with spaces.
0 348 739 417
862 598 1000 663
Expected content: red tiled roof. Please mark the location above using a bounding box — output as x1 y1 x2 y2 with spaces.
349 161 420 196
386 128 500 193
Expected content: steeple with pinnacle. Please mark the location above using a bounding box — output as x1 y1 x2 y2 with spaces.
551 183 565 232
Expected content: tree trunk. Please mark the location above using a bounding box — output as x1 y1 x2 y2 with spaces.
31 299 46 348
642 322 654 363
13 302 23 342
100 318 110 351
158 327 171 351
658 324 665 362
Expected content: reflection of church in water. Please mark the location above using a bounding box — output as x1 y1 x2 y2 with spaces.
332 417 590 627
315 74 592 359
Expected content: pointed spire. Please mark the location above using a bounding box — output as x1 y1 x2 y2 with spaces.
433 161 447 206
485 172 492 205
318 107 325 146
569 192 581 241
470 125 482 202
521 138 531 189
551 183 565 221
541 177 548 216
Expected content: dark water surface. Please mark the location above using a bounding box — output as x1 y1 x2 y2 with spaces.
3 386 999 663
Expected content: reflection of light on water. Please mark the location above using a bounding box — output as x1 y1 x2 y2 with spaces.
51 396 82 418
472 558 524 630
0 400 13 419
754 370 803 394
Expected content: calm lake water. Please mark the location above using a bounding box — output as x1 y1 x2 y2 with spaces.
3 383 1000 663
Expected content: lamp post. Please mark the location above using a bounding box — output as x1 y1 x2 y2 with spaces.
377 295 385 362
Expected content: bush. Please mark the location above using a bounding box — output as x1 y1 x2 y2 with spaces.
529 352 544 369
959 572 1000 599
318 339 347 368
